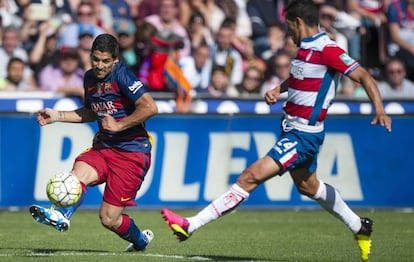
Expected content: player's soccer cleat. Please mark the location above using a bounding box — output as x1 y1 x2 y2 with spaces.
354 217 373 262
161 208 191 242
125 229 154 252
29 205 70 232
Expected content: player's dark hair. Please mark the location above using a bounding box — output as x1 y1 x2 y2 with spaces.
91 34 119 59
284 0 319 27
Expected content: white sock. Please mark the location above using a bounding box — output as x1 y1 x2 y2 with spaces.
313 180 361 234
187 184 249 234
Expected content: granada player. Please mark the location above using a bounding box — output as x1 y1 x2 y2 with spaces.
161 1 391 261
30 34 157 252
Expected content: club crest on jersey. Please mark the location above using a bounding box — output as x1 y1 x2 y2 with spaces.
96 83 113 94
128 81 143 94
339 53 355 66
291 64 304 80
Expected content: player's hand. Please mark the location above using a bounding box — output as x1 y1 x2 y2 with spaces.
265 87 281 105
101 114 122 132
37 108 59 126
371 113 392 132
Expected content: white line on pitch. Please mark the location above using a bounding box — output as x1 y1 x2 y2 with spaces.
0 252 213 261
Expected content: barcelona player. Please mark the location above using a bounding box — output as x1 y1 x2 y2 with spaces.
30 34 158 252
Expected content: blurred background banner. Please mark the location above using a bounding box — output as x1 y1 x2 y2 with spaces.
1 93 414 115
0 108 412 209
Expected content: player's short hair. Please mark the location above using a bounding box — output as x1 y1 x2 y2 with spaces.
91 33 119 59
284 0 319 27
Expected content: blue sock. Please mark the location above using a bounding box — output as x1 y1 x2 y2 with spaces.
119 218 148 250
57 186 86 220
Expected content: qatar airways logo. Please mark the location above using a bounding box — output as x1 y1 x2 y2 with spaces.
91 101 118 115
128 81 143 94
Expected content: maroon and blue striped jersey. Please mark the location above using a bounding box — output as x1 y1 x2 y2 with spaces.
84 62 151 153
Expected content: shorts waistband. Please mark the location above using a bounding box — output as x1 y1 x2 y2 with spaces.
282 119 324 133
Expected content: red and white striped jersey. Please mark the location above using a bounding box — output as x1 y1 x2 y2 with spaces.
284 32 360 132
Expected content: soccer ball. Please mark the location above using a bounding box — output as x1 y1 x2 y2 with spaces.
46 172 82 208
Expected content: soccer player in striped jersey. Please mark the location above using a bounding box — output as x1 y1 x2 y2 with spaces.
30 34 157 252
161 1 392 261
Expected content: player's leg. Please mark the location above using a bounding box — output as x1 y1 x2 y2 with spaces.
291 169 362 231
30 161 95 232
162 155 280 241
290 169 373 261
102 149 153 251
99 201 153 251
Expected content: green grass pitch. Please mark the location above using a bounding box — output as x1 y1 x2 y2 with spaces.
0 209 413 261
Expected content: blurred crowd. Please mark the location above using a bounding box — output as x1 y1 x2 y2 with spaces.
1 0 414 104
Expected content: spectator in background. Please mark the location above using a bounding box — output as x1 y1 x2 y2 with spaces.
348 0 388 67
0 25 35 85
90 0 115 34
29 21 61 81
319 3 348 51
135 0 161 24
247 0 285 58
239 39 267 74
179 43 212 94
387 0 414 81
236 66 263 98
38 47 84 98
186 11 214 52
210 18 243 86
114 18 138 72
377 57 414 98
135 21 158 81
103 0 132 21
0 57 37 91
202 65 238 97
209 0 252 40
258 21 287 61
209 0 252 63
179 0 215 29
261 51 291 98
19 1 73 53
78 23 95 71
58 1 105 48
144 0 191 58
0 0 21 29
0 25 28 77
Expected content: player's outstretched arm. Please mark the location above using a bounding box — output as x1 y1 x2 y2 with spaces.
37 107 97 126
37 108 60 126
348 67 392 132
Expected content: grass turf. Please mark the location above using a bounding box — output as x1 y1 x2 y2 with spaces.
0 209 413 261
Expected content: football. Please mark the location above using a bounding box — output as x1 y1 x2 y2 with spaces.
46 172 82 208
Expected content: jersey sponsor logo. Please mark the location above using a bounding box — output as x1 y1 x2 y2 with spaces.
91 101 118 115
128 81 143 94
339 53 355 66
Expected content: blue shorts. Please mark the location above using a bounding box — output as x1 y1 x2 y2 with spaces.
267 123 325 174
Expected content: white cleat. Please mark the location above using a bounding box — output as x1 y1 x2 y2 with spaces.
125 229 154 252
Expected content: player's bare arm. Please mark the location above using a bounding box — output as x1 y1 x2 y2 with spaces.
37 107 97 126
348 67 392 132
101 93 158 133
265 79 289 105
